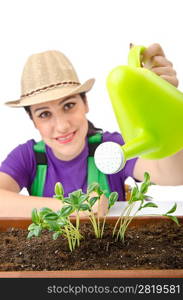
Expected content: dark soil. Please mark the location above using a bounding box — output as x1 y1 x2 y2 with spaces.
0 220 183 271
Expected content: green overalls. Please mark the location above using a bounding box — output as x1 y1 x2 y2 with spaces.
29 133 111 197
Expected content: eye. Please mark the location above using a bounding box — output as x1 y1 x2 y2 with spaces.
38 111 51 119
64 102 76 111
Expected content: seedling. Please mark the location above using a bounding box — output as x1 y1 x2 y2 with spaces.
113 172 179 241
27 172 179 251
85 182 118 238
27 182 113 250
27 205 81 251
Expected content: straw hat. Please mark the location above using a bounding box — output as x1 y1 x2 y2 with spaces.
5 50 95 107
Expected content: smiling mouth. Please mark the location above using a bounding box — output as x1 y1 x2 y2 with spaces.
55 132 76 144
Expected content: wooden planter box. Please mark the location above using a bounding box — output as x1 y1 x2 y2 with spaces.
0 216 183 278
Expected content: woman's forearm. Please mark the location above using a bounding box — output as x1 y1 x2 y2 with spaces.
156 149 183 185
0 189 63 218
134 149 183 186
0 189 109 218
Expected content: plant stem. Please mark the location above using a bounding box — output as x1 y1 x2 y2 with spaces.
100 214 107 239
76 212 80 247
89 211 100 238
117 202 137 241
112 203 131 237
116 202 136 241
97 197 101 238
64 225 73 252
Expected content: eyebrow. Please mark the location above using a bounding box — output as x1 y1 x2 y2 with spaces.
33 96 76 113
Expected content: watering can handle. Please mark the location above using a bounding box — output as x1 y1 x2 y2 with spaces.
128 45 146 68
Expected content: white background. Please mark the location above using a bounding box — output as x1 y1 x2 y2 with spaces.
0 0 183 202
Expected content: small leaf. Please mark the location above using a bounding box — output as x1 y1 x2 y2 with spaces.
63 197 72 204
80 194 88 202
69 193 80 206
131 186 139 198
46 221 61 231
27 231 35 239
79 203 90 211
57 219 67 228
165 215 180 226
108 192 118 209
89 196 99 207
131 195 142 202
40 207 53 214
87 182 100 194
32 225 42 237
44 212 59 221
60 205 74 217
54 182 64 197
144 172 150 183
52 232 62 240
98 188 104 197
141 202 158 209
71 189 83 199
39 207 53 219
144 195 153 201
31 208 40 224
28 223 39 231
165 203 177 215
140 182 149 194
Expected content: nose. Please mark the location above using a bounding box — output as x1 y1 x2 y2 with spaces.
54 114 71 133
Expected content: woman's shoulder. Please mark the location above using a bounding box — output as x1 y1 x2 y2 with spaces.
102 131 124 145
12 139 36 154
4 139 37 163
0 139 37 190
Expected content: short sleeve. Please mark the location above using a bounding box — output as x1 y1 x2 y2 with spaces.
0 140 36 190
124 157 138 180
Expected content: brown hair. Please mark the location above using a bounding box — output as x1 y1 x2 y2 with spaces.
24 93 103 137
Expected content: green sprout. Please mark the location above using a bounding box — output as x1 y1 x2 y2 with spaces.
113 172 179 242
27 173 179 251
61 189 90 247
84 182 118 238
27 183 83 251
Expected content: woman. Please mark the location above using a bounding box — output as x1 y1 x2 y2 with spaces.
0 43 181 217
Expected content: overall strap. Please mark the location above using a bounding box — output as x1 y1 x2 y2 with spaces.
87 133 111 197
30 134 111 197
30 141 47 196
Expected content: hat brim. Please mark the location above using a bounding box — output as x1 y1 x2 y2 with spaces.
5 78 95 107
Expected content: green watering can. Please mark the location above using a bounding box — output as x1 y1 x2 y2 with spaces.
94 45 183 174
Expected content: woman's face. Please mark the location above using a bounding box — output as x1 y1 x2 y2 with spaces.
30 94 89 161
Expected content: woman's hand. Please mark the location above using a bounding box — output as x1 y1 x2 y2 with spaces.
142 43 179 88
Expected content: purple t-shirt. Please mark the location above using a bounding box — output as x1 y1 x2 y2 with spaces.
0 132 137 201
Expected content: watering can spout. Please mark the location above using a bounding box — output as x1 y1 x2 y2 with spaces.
122 132 157 160
94 131 156 175
94 45 183 174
